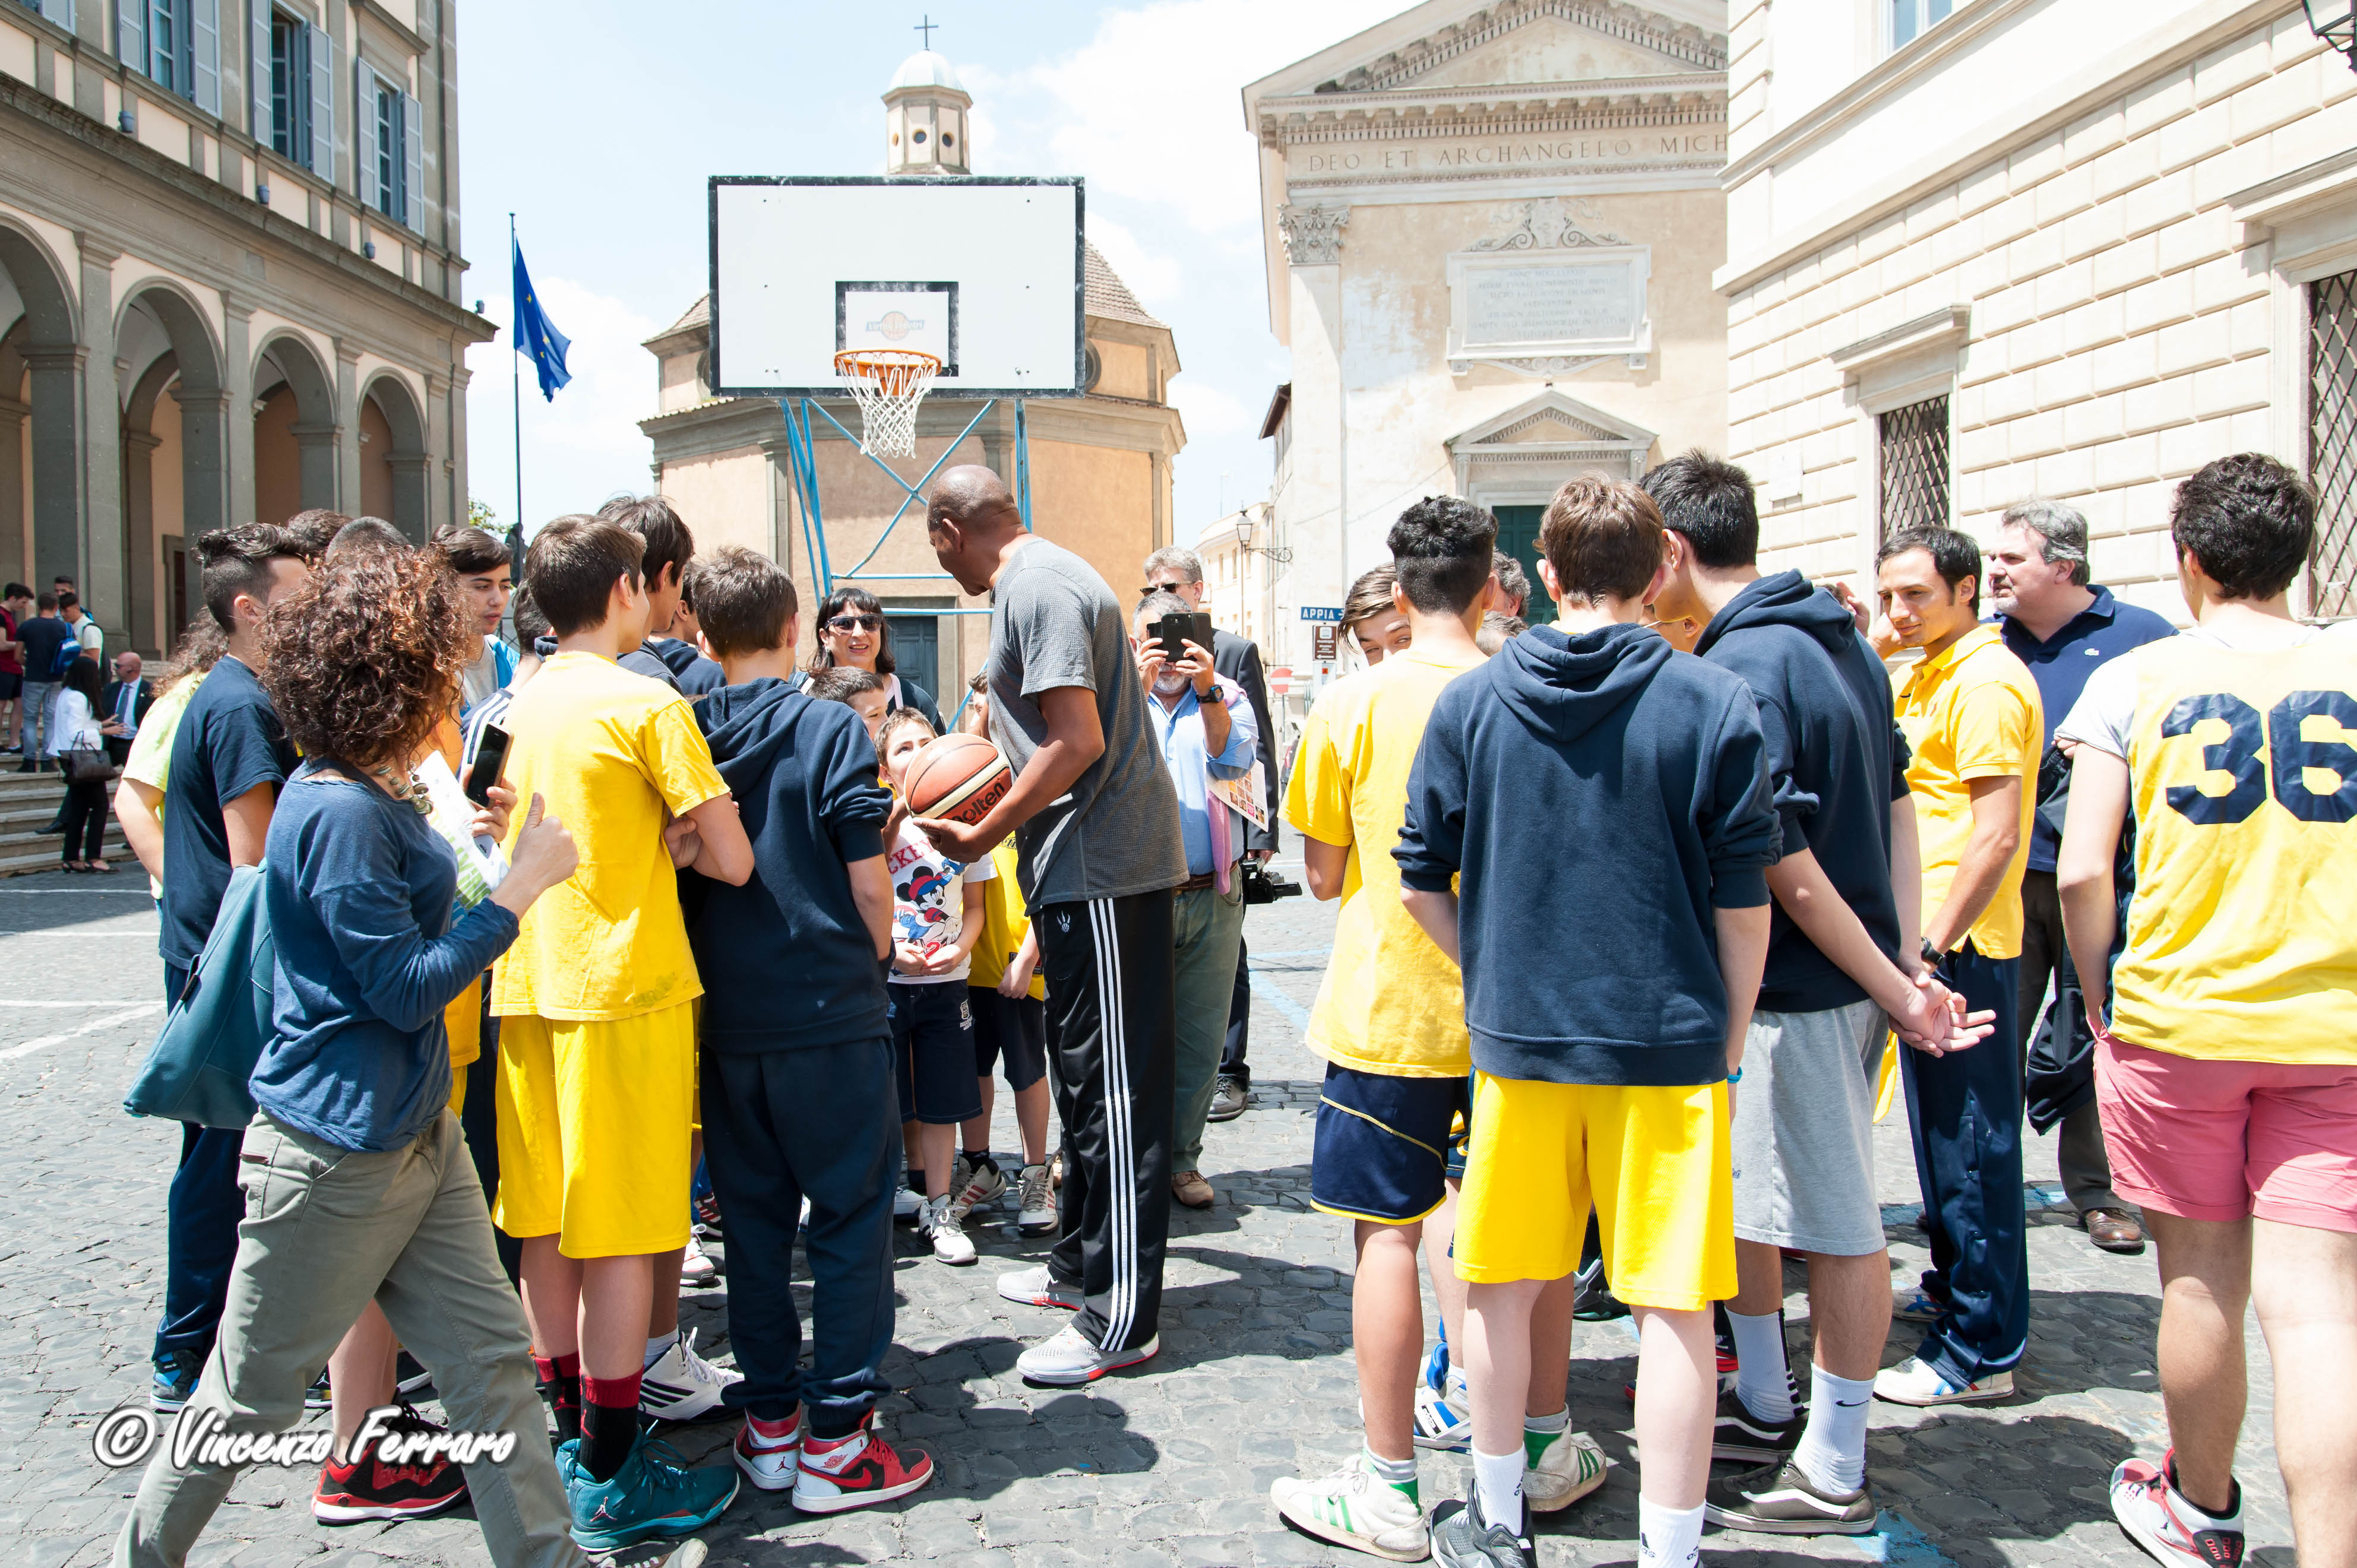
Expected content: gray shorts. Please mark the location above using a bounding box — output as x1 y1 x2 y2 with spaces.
1730 999 1887 1256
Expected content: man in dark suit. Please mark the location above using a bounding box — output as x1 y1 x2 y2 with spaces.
102 650 155 767
1144 547 1279 1122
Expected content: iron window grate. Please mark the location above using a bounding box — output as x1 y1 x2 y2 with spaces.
2308 270 2357 620
1880 396 1951 538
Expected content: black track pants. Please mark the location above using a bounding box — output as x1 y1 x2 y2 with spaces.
1038 890 1176 1353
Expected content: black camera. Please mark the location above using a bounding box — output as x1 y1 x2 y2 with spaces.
1241 862 1303 905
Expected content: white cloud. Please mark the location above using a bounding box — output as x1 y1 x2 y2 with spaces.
465 276 660 533
1086 214 1184 307
1169 376 1257 439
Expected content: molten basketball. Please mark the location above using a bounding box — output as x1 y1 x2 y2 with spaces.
904 733 1013 827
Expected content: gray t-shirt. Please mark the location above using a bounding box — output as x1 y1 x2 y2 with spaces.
988 537 1185 911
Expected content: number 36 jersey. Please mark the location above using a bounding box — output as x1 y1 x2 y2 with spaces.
2057 625 2357 1065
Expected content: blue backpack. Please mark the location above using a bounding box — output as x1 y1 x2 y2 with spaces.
50 630 83 680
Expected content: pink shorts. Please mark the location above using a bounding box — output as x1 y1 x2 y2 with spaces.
2097 1037 2357 1233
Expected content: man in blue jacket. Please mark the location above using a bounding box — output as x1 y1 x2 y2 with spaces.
1639 452 1995 1535
1398 475 1779 1568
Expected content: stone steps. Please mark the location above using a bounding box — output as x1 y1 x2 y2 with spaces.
0 756 132 876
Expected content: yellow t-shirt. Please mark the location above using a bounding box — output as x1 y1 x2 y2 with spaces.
1894 625 2041 961
2061 630 2357 1065
967 840 1045 1000
489 652 727 1022
1283 647 1483 1078
120 671 206 898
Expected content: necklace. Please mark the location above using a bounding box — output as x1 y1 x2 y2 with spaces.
369 762 435 816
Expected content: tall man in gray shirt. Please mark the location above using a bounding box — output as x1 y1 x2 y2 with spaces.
922 467 1188 1386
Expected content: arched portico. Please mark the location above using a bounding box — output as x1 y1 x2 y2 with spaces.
118 281 229 651
252 331 338 530
360 371 429 541
0 221 82 597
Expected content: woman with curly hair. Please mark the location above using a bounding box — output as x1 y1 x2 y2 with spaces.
113 547 586 1568
805 585 945 731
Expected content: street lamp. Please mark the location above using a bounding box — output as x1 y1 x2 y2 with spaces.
2306 1 2357 71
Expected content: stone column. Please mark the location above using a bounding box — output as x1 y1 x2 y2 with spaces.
177 386 231 544
23 343 86 596
388 454 429 541
121 427 160 654
333 340 362 515
223 296 255 533
0 395 26 582
76 235 125 633
1277 202 1349 676
290 422 342 511
422 369 450 535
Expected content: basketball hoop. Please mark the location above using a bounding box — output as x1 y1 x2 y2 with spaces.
833 348 939 459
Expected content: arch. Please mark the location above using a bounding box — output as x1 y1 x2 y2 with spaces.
0 219 83 598
113 277 224 395
121 281 232 653
252 328 338 526
360 369 429 541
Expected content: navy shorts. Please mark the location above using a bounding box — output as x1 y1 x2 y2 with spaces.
1442 1070 1475 1182
1311 1063 1472 1224
889 983 985 1126
0 672 20 700
970 987 1048 1092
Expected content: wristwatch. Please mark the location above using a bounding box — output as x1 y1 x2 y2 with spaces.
1921 937 1946 968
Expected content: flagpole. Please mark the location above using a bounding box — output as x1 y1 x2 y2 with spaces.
511 213 523 541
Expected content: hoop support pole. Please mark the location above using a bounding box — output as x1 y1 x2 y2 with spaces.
1015 398 1033 531
815 397 999 582
779 400 832 596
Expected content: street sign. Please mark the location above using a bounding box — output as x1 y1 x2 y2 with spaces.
1267 666 1293 695
1313 624 1339 660
1299 605 1344 623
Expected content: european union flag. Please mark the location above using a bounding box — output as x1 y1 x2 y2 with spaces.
512 243 571 402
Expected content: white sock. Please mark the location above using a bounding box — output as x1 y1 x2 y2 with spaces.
643 1331 678 1369
1792 1366 1874 1494
1726 1307 1792 1421
1635 1496 1704 1568
1472 1445 1523 1531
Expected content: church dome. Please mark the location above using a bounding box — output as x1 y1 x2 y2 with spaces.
888 50 966 94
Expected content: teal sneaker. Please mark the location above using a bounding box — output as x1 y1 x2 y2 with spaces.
564 1433 739 1550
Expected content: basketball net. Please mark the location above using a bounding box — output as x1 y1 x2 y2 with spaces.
833 349 939 460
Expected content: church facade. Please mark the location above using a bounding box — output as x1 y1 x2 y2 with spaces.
1245 0 1730 689
640 50 1185 702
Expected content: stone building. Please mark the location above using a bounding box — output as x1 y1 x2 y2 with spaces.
1244 0 1732 690
1721 0 2356 623
640 49 1187 701
0 0 489 653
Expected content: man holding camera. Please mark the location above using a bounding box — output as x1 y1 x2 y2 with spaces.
1142 548 1282 1123
1131 591 1261 1212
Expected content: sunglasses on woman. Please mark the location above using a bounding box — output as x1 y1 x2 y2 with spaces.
825 614 884 634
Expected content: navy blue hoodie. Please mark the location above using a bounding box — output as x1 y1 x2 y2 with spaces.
1694 571 1913 1013
1397 623 1780 1087
684 678 893 1052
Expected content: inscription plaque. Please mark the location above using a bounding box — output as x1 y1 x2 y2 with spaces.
1465 264 1638 347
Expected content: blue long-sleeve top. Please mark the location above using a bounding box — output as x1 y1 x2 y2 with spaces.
1395 623 1780 1087
252 763 520 1151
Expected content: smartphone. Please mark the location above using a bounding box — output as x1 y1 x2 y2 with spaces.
463 723 511 806
1154 612 1215 664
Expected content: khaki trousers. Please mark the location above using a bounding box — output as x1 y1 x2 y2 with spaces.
114 1108 581 1568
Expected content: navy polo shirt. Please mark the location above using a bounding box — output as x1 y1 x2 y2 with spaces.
1998 586 2175 871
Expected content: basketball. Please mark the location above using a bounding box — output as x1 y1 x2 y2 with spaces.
904 733 1012 827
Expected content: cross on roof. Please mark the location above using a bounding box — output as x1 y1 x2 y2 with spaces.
913 14 939 49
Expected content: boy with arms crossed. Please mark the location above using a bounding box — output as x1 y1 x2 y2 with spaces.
1271 497 1607 1563
491 517 755 1546
1399 477 1779 1568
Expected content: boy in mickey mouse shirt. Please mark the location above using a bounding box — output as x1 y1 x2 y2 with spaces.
875 705 996 1266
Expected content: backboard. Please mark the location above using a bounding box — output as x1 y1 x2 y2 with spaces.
709 176 1085 398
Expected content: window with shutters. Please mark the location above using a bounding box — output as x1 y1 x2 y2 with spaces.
1878 396 1951 537
2308 270 2357 620
268 12 307 161
151 0 180 93
374 83 404 221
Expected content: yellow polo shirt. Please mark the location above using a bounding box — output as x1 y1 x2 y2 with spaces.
1893 625 2042 961
1284 646 1484 1077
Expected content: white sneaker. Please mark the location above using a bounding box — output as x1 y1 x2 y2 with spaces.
923 1195 976 1266
680 1234 719 1287
954 1157 1007 1221
2109 1453 2245 1564
638 1328 742 1421
1412 1377 1471 1452
1522 1426 1608 1513
995 1264 1082 1310
1270 1453 1429 1562
1014 1162 1055 1237
1015 1322 1157 1386
893 1185 923 1224
1872 1355 2012 1407
731 1409 802 1491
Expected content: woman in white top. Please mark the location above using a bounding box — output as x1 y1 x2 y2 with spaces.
48 653 113 872
804 585 945 733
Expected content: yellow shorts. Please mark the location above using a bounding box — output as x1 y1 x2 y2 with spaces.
1455 1072 1735 1311
494 1002 697 1258
444 978 481 1117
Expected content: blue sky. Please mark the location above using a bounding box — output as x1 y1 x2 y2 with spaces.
457 1 1402 543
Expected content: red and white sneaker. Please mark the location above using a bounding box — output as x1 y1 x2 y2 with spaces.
2111 1452 2244 1566
792 1415 934 1514
732 1408 803 1492
311 1410 469 1523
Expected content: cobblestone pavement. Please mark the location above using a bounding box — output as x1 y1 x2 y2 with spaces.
0 866 2296 1566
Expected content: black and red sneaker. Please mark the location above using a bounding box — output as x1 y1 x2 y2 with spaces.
790 1415 934 1514
312 1408 470 1523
